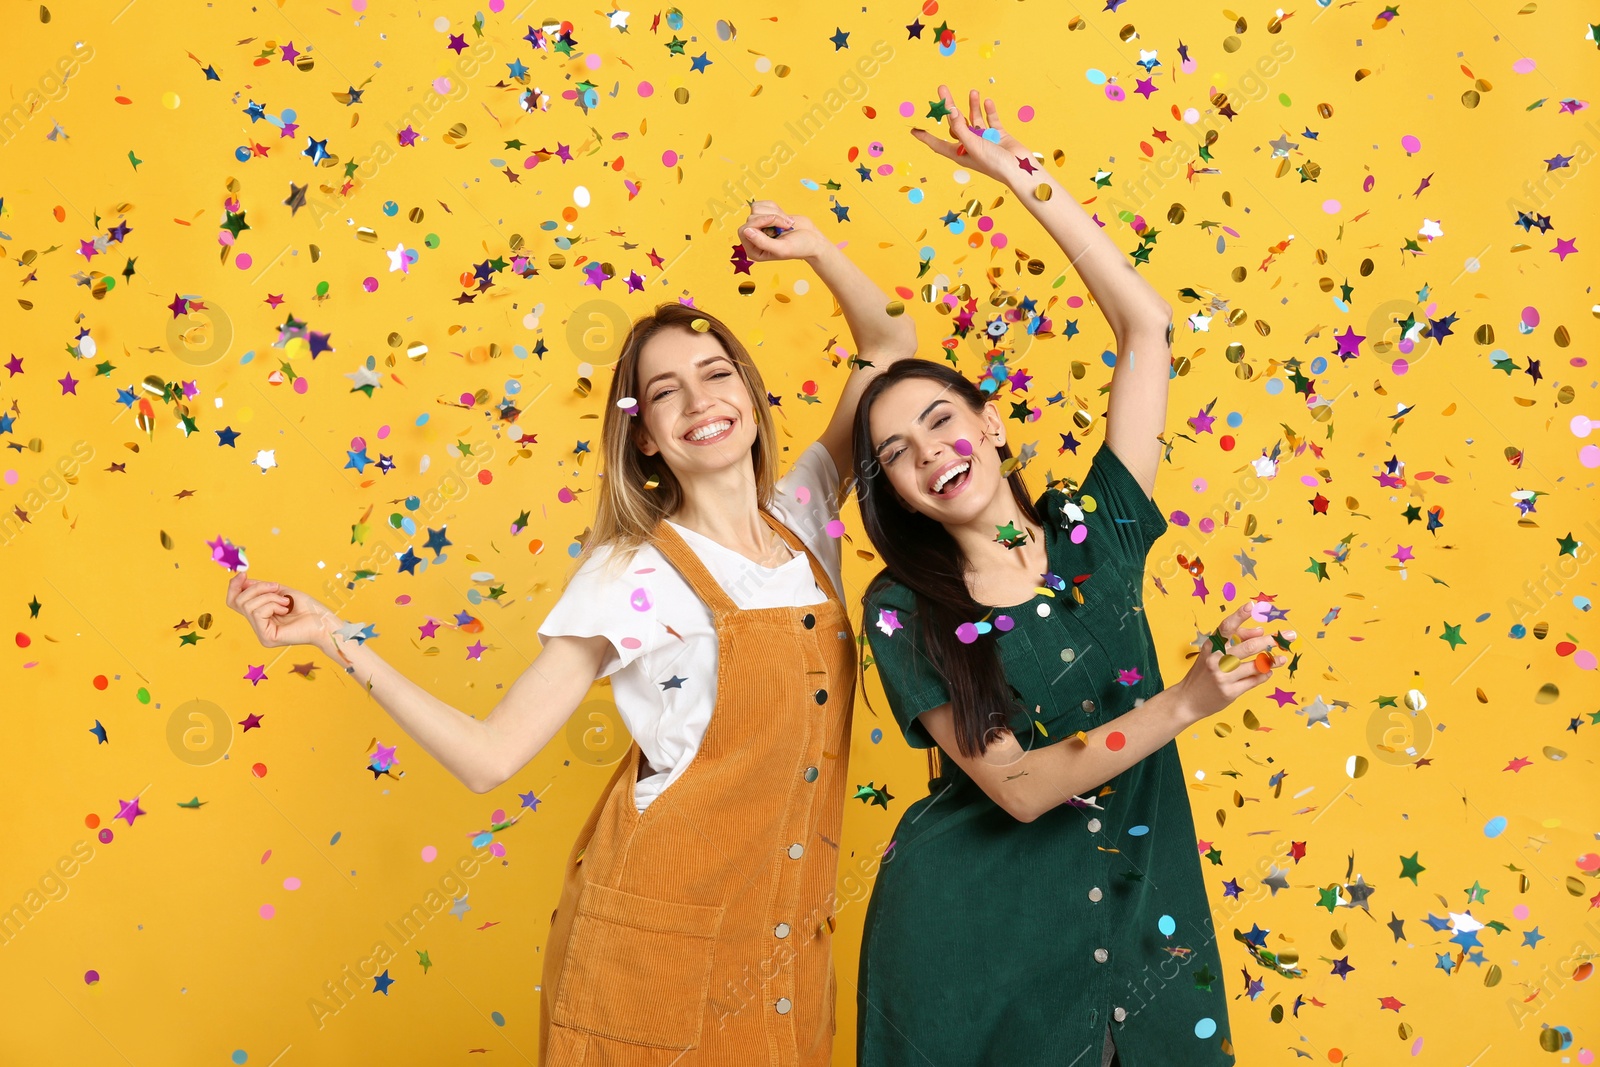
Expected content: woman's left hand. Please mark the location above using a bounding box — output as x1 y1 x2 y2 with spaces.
912 85 1037 187
738 200 830 263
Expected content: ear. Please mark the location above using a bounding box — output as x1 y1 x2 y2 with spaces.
982 402 1006 448
634 422 660 457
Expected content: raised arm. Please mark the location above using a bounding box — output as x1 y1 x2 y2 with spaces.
911 86 1174 495
738 201 917 482
226 573 606 794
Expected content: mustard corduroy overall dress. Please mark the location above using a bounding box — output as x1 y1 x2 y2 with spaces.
539 511 857 1066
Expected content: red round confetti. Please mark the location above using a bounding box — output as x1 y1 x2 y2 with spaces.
251 763 268 778
1555 640 1576 656
802 380 818 396
16 632 31 648
1106 731 1126 751
1219 435 1235 451
477 470 493 485
85 813 100 829
93 675 109 690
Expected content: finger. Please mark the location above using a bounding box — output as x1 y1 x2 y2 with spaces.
983 97 1001 129
1217 602 1252 638
938 84 965 132
744 213 792 230
237 588 281 617
910 127 962 161
739 227 784 257
968 88 983 130
749 199 781 213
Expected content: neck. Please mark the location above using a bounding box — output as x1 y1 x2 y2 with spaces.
943 480 1043 584
668 459 768 550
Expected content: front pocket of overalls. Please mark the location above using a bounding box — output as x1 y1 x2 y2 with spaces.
551 881 725 1048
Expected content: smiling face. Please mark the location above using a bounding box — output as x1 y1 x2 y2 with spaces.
868 375 1007 524
632 325 760 479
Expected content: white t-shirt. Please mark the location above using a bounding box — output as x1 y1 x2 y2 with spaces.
538 442 845 810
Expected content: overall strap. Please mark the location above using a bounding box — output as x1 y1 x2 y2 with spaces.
650 512 844 615
761 510 843 606
650 519 739 616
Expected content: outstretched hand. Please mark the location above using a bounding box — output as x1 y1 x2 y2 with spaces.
737 200 830 263
911 85 1038 187
1172 602 1290 724
225 573 339 652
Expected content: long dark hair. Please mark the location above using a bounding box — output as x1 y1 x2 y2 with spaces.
852 359 1041 758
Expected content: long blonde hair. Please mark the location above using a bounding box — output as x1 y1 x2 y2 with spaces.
577 303 778 567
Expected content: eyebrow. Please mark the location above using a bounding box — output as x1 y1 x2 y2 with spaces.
642 353 733 393
873 398 950 455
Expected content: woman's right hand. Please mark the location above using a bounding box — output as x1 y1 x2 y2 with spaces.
1172 602 1289 724
225 573 338 652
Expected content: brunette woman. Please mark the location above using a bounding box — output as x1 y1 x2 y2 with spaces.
849 88 1284 1067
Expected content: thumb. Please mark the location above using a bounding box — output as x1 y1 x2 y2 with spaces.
739 227 783 257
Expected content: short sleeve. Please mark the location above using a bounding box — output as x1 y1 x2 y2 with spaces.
1080 441 1169 562
537 544 657 678
769 440 845 601
862 579 951 749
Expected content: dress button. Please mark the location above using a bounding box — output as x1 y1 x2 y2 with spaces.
814 688 828 705
775 997 792 1014
802 613 816 629
803 766 818 783
1088 886 1103 902
1081 698 1096 713
1086 818 1102 833
788 843 804 859
1113 1006 1127 1023
775 923 790 939
1094 948 1109 964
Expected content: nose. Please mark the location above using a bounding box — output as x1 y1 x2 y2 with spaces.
680 381 713 416
914 433 944 467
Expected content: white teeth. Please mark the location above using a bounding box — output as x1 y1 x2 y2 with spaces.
687 420 731 441
932 462 970 493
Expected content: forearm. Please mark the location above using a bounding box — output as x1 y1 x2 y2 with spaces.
1002 168 1170 337
1008 682 1195 821
805 243 916 357
317 624 502 794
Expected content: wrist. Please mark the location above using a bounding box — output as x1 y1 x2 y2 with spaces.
1159 678 1202 730
803 240 843 270
315 614 347 661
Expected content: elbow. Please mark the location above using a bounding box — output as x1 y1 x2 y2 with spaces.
993 787 1042 824
468 761 507 795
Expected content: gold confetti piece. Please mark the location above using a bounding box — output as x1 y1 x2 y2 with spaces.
1033 183 1052 202
689 317 710 332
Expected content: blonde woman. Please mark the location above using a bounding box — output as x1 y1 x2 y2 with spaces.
226 201 914 1064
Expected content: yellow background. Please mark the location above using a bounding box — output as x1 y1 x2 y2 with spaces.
2 1 1596 1064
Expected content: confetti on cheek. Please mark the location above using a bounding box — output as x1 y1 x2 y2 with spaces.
953 438 972 457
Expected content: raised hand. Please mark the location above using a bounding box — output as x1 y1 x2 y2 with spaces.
738 199 830 263
225 572 339 652
911 85 1038 186
1172 602 1289 724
